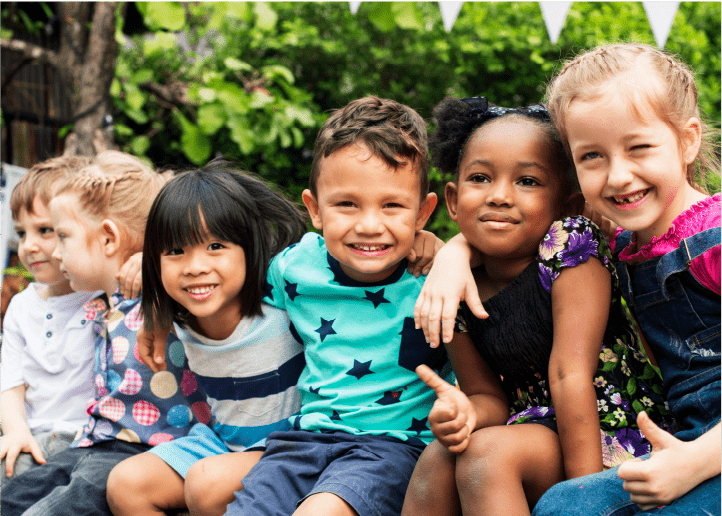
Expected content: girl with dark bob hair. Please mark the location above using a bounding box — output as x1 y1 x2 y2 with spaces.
107 161 307 516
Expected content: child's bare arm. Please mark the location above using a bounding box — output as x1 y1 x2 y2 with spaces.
116 252 143 299
548 258 610 478
1 386 46 476
417 333 508 453
618 416 721 509
414 233 487 348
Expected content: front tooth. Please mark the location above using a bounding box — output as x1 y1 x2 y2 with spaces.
188 286 213 294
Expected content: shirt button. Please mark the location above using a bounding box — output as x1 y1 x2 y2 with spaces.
81 319 86 325
46 331 52 338
46 313 53 320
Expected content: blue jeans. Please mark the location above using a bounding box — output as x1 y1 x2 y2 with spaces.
532 455 721 516
1 430 76 487
1 440 150 516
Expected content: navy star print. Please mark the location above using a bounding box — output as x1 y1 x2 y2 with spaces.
284 280 300 301
407 417 429 434
315 318 337 342
364 288 390 308
346 359 374 380
376 390 402 405
309 386 320 395
331 410 343 421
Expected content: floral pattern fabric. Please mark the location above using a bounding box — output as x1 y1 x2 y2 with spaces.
460 216 671 469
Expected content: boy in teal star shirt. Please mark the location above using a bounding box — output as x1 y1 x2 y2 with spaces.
227 96 453 516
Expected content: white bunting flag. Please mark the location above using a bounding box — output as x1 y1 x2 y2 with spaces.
642 1 679 48
349 1 361 15
539 1 572 44
439 2 464 33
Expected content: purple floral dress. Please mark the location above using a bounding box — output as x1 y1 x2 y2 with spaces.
458 216 671 468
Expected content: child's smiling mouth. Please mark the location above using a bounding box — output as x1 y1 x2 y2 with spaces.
185 285 217 300
348 243 391 255
611 189 649 205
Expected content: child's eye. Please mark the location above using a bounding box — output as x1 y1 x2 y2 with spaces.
384 202 403 209
208 242 225 251
16 230 26 239
631 144 651 151
518 177 540 187
40 227 55 235
468 174 490 183
336 201 355 208
164 248 184 256
581 152 602 161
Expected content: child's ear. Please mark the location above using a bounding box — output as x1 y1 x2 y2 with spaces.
100 219 122 258
560 191 586 218
681 117 703 163
414 193 438 232
444 182 459 222
301 189 323 231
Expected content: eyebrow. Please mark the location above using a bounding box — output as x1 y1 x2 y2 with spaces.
464 159 548 172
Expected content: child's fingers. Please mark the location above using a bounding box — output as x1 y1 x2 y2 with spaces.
136 328 167 372
439 426 472 452
5 447 19 477
425 297 445 348
28 440 46 466
464 282 487 320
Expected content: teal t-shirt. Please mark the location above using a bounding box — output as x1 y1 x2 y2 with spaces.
264 233 454 445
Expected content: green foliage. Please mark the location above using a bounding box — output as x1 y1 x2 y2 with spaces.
110 2 720 240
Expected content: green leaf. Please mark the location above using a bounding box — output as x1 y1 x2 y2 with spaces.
224 58 253 72
626 377 637 397
254 3 277 31
174 111 211 165
124 84 146 111
130 135 151 155
262 64 295 85
284 105 314 127
131 69 154 85
368 3 395 32
279 127 292 148
291 127 304 148
227 115 255 155
214 82 250 114
197 103 227 134
249 91 274 109
392 3 424 31
142 32 176 56
225 3 251 20
141 2 186 32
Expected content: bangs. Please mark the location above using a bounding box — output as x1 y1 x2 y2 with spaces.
149 170 253 253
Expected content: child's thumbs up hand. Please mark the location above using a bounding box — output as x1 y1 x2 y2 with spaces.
416 365 476 454
617 411 698 510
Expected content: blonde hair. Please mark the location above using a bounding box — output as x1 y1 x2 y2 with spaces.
10 155 94 220
54 151 171 258
546 43 720 193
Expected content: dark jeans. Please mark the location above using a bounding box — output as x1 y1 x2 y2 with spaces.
1 440 150 516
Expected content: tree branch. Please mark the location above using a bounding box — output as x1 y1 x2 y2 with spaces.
0 38 59 68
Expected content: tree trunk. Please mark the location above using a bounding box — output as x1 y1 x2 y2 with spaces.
0 2 124 156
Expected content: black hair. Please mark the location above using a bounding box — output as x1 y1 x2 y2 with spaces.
429 96 579 198
141 160 307 332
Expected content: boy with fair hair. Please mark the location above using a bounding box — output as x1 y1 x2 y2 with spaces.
224 96 451 516
1 156 100 484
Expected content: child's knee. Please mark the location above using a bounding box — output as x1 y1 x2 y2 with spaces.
106 459 141 512
185 461 227 515
455 431 507 489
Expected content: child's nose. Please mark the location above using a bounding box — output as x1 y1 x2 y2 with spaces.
355 210 383 235
183 252 211 275
486 181 513 206
606 157 635 189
